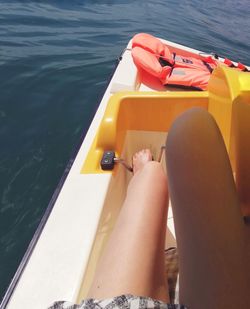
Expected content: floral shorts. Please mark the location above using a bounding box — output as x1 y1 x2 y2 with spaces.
48 248 185 309
49 294 186 309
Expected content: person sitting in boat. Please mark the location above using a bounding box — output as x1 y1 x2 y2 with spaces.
50 108 250 309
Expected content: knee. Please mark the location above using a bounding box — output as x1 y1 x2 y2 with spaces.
166 107 223 157
142 161 168 186
168 107 206 137
167 107 219 143
128 161 168 201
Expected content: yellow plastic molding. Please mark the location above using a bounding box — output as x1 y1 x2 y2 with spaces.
81 91 208 174
208 65 250 150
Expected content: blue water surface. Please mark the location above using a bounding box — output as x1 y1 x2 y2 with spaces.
0 0 249 300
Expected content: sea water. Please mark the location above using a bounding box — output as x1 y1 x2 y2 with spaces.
0 0 250 300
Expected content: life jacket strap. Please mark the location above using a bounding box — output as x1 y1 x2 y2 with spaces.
202 61 213 73
159 56 174 67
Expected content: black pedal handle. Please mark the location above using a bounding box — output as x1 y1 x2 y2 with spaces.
100 151 116 170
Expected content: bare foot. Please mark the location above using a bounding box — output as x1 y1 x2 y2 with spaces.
132 149 153 174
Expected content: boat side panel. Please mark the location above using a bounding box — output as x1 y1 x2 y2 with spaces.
7 173 112 309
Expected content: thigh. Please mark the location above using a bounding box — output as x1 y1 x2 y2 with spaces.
166 107 250 309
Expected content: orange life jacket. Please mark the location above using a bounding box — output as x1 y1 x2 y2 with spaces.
132 33 248 90
131 33 217 90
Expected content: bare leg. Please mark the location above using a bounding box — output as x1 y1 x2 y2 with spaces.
88 150 169 302
166 107 250 309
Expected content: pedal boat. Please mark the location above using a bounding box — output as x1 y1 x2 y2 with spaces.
2 37 250 309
